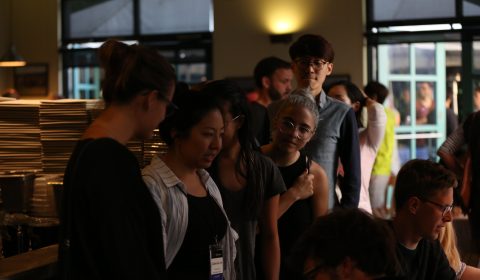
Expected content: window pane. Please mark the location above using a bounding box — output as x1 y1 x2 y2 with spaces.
391 81 412 125
140 0 212 35
415 81 436 125
415 43 436 75
388 44 410 75
473 42 480 73
463 0 480 17
64 0 134 39
473 80 480 112
372 0 455 21
416 138 437 161
397 139 412 165
176 63 208 84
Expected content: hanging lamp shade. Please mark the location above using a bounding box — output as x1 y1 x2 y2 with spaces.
0 45 26 67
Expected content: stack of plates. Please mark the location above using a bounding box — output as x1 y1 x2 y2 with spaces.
142 128 168 167
0 100 42 172
40 99 101 174
30 175 58 218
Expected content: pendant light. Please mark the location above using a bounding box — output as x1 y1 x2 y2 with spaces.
0 0 26 67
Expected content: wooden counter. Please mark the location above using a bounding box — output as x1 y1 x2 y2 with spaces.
0 244 57 280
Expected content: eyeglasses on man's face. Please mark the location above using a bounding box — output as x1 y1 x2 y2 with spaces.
294 57 329 71
278 119 314 140
418 197 454 217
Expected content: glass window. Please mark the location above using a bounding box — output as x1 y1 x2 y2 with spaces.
140 0 213 35
372 0 455 21
463 0 480 17
416 138 437 160
415 43 436 75
473 79 480 112
391 81 412 125
63 0 134 39
397 139 412 165
415 81 436 125
176 63 207 84
473 42 480 73
388 44 410 74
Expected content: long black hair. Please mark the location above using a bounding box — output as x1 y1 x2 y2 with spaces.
198 79 265 219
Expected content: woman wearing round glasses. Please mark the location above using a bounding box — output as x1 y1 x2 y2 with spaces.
261 93 328 279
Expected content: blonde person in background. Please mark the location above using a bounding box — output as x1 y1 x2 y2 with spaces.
438 222 480 280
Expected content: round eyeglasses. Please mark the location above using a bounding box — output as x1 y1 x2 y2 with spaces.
278 119 314 140
294 57 329 71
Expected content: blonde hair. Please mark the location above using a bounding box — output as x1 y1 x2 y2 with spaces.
438 222 462 273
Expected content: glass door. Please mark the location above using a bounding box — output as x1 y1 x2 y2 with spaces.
378 43 446 165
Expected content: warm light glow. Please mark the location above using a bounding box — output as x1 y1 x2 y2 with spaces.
0 61 26 67
260 1 313 34
265 11 303 34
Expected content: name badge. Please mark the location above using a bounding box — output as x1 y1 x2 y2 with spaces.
209 243 224 280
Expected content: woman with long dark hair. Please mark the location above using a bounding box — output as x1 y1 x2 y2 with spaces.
201 80 286 280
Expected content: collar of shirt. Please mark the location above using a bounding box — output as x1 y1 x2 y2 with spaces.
316 90 327 109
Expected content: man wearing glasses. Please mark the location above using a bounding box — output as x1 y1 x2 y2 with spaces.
270 34 361 210
391 159 456 280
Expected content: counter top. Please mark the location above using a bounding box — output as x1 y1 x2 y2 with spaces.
0 244 57 280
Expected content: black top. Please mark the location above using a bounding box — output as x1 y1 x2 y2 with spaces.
58 138 167 280
277 153 313 280
209 151 286 280
388 221 456 280
168 194 227 279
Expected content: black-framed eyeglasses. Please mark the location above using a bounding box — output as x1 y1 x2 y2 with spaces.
278 119 314 140
418 197 454 217
294 57 329 70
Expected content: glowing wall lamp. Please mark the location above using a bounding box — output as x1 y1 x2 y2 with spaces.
261 3 309 44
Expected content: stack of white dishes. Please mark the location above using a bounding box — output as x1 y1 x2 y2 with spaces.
39 99 101 174
0 100 42 172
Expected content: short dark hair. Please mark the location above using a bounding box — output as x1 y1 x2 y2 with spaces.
364 81 389 104
159 85 222 146
394 159 457 211
253 56 291 89
290 209 399 278
289 34 335 62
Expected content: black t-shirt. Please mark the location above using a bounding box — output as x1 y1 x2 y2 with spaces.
209 151 286 280
58 138 167 279
388 221 456 280
168 194 228 279
277 153 313 280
